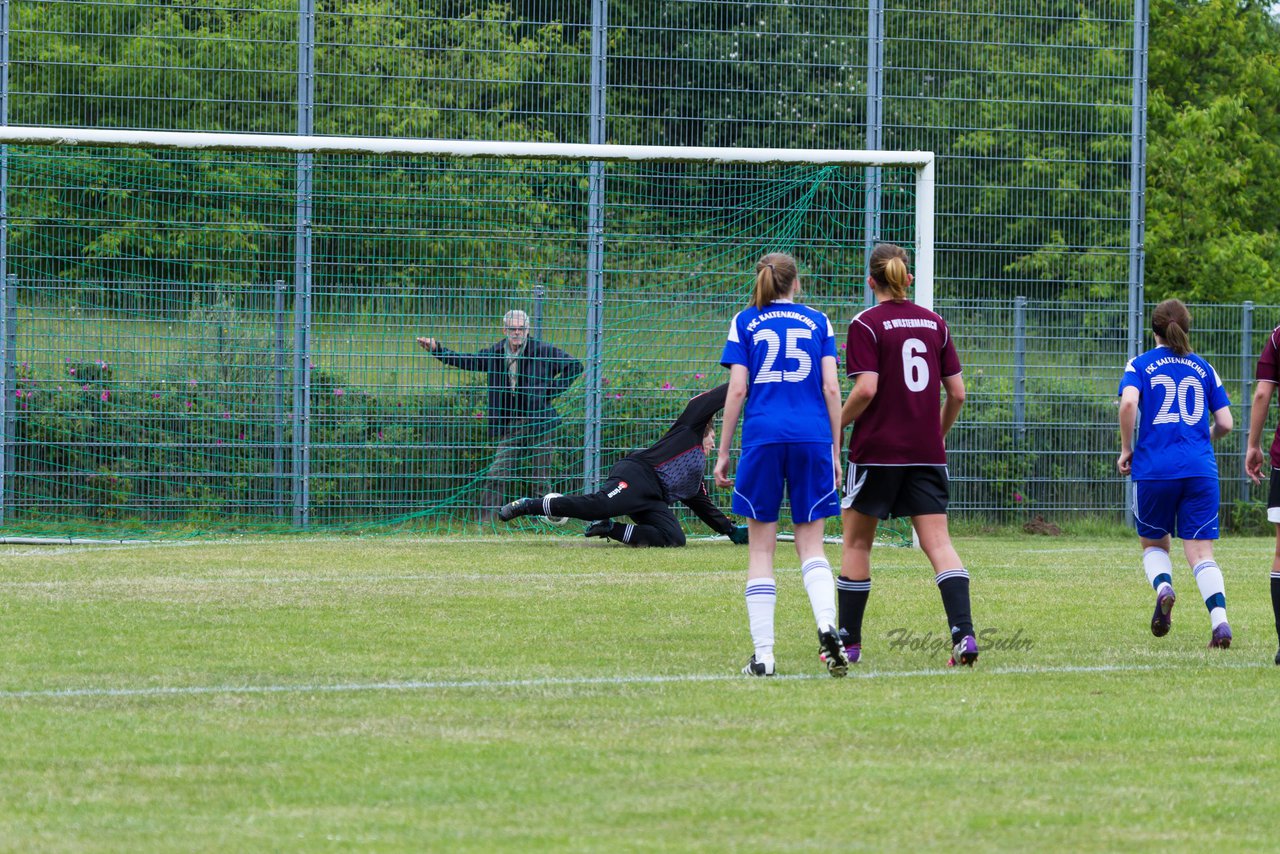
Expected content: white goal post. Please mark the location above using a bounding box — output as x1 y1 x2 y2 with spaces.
0 125 937 309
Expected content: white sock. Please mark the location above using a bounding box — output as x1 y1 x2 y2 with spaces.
1193 560 1228 628
1142 547 1174 595
800 557 838 632
745 578 776 662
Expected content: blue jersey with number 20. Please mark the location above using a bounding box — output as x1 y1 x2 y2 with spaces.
720 299 837 448
1118 346 1230 481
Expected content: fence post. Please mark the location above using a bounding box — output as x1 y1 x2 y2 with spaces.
1241 300 1254 507
292 0 315 528
0 273 9 525
863 0 884 307
1126 0 1149 364
582 0 607 491
1013 296 1026 444
1 0 10 484
273 279 286 518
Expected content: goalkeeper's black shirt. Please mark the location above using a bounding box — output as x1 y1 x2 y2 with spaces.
627 384 728 503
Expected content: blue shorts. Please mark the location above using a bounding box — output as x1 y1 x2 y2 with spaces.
731 442 840 524
1133 477 1219 541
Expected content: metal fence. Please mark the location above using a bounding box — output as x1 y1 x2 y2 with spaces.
2 0 1239 534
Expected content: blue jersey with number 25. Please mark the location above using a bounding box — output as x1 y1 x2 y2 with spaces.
721 299 837 448
1118 346 1230 481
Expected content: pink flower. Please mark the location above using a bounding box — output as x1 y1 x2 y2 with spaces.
238 432 245 440
185 401 192 409
661 382 674 390
612 392 624 400
100 390 110 402
222 411 230 419
216 439 223 446
151 392 161 399
377 431 384 440
188 379 197 386
68 368 76 376
1014 492 1024 503
695 373 705 380
602 377 611 387
14 390 23 399
333 388 344 396
81 385 89 392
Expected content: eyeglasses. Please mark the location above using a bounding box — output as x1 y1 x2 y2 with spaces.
505 326 527 332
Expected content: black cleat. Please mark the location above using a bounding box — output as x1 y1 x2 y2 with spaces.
584 519 613 538
497 498 539 522
817 626 849 678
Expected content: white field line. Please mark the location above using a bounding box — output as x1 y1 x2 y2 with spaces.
0 570 750 588
0 660 1270 701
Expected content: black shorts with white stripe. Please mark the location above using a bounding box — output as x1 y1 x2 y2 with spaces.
841 464 949 520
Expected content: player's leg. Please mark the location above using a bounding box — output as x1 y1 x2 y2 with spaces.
606 504 687 547
786 442 845 677
899 465 977 667
1133 480 1178 638
1266 468 1280 663
912 514 977 666
733 445 782 675
1178 476 1230 648
499 459 654 523
836 463 893 664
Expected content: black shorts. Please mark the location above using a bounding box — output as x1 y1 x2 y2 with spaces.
842 464 949 520
1268 468 1280 523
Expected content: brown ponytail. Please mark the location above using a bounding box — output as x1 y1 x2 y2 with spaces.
868 243 912 301
1152 299 1193 356
751 252 798 310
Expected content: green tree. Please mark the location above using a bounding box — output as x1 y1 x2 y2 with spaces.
1145 0 1280 302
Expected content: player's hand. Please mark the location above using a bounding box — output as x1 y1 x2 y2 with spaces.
714 452 732 488
416 336 438 351
1116 449 1133 476
1246 446 1265 485
728 525 749 545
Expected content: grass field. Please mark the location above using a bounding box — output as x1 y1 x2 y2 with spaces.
2 533 1278 851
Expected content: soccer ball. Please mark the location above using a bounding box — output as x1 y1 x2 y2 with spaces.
542 493 569 526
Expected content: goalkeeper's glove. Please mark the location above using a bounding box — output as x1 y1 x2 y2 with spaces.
728 525 750 545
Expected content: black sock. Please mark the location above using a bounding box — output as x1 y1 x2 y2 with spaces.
1271 571 1280 643
836 577 871 644
935 569 973 644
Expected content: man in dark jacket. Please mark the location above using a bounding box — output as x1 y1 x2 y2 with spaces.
498 384 748 547
418 309 583 517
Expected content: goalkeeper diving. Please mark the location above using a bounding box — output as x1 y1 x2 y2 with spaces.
498 384 748 547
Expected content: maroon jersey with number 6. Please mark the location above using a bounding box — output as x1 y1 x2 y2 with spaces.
845 300 962 465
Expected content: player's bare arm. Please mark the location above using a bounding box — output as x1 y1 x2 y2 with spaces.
940 373 965 439
1246 381 1276 483
841 372 878 428
1117 386 1139 475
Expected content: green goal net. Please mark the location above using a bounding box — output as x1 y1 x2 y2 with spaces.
0 129 929 540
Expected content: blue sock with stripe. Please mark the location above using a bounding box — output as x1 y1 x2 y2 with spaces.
1193 560 1227 629
1142 547 1174 596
